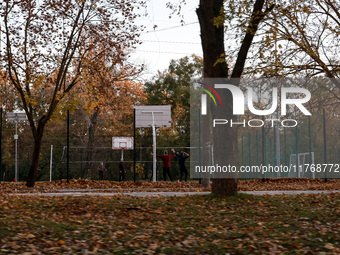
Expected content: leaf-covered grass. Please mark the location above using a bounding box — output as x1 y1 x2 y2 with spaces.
1 193 340 254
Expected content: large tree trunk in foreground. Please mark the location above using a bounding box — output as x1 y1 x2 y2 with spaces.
197 0 272 195
197 0 238 194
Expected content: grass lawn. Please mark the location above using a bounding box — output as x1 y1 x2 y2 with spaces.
1 193 340 254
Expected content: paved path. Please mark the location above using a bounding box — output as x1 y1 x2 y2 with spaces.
242 190 340 195
12 191 210 197
10 190 340 197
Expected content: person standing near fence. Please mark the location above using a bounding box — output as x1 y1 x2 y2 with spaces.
172 149 189 182
98 162 107 180
119 158 126 181
152 150 175 181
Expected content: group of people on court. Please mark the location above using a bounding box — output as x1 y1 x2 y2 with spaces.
150 148 189 182
97 148 190 182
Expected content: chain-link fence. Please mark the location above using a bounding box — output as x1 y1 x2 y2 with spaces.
1 106 339 182
0 111 193 182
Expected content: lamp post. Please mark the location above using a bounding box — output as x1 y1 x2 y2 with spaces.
6 112 27 182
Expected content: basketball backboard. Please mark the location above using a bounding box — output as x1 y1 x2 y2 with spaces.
135 105 171 128
112 137 134 150
6 112 27 122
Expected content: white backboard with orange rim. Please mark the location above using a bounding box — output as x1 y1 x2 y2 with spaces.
112 137 134 150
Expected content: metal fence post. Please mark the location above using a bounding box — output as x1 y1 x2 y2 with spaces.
133 108 136 183
256 131 259 166
262 116 265 181
0 107 2 182
323 109 327 181
284 127 287 166
67 110 70 183
274 125 276 166
241 134 244 166
308 116 312 166
248 133 251 167
295 125 299 177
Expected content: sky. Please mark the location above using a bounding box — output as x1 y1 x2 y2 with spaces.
130 0 203 81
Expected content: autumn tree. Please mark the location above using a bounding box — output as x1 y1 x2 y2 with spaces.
0 0 145 187
144 55 202 147
252 0 340 86
0 70 17 111
76 52 145 178
0 70 19 181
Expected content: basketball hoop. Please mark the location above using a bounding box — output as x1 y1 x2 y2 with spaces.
112 137 133 150
119 142 127 150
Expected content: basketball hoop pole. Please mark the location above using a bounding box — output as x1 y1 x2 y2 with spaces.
139 110 157 182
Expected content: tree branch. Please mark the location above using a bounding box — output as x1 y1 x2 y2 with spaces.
231 1 275 78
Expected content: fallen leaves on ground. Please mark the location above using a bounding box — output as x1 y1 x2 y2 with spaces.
239 178 340 191
0 193 339 254
0 180 209 194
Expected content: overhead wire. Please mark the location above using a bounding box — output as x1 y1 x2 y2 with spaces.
136 50 202 55
140 21 198 34
141 40 200 44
